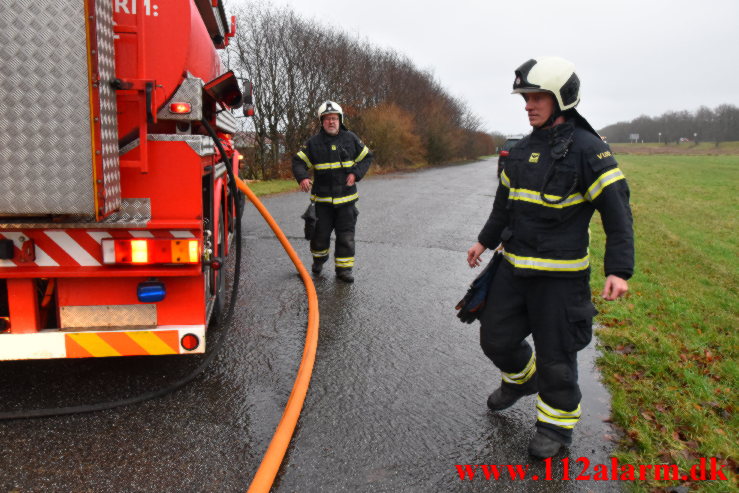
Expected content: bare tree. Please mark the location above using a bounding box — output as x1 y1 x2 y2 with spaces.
228 0 500 176
598 104 739 144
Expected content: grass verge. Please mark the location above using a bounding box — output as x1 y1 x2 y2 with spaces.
242 178 299 197
589 155 738 491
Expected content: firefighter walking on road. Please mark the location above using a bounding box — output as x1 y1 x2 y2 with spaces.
466 57 634 459
292 101 373 283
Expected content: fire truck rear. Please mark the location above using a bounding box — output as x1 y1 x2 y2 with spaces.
0 0 248 360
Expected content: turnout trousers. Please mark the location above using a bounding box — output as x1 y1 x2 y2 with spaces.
479 260 597 444
310 203 358 270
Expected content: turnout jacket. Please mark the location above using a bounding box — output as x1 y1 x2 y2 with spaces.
292 128 373 206
478 120 634 279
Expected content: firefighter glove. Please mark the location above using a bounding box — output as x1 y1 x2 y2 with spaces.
455 250 503 324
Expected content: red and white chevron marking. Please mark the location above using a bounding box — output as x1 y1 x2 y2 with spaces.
0 230 198 268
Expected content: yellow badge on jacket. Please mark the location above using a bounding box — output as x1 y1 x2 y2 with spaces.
529 153 540 163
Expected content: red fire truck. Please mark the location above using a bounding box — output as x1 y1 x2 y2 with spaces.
0 0 249 360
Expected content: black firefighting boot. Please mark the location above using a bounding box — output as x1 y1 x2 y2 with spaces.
528 431 563 459
487 377 538 411
312 259 326 275
335 267 354 283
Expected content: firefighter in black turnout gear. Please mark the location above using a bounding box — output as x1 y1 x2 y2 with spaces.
466 57 634 459
292 101 373 283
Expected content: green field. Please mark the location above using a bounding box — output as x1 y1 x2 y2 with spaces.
589 154 738 491
610 141 739 155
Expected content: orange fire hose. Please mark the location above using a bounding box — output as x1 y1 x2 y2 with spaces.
235 177 319 493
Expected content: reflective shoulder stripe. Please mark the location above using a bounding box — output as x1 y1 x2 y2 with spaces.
508 188 586 209
297 151 313 169
585 168 625 201
355 145 370 163
500 170 511 189
503 251 589 272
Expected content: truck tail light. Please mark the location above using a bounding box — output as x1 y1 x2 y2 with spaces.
102 238 200 265
181 333 200 351
500 150 510 157
170 102 192 114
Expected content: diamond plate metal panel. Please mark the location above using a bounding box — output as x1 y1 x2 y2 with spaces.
0 198 150 229
101 198 151 226
60 305 157 329
120 135 215 157
216 109 238 134
0 0 119 217
157 74 204 121
94 0 122 217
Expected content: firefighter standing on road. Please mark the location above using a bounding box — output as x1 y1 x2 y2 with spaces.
292 101 373 283
466 57 634 459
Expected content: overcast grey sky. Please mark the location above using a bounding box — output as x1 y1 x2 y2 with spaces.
232 0 739 135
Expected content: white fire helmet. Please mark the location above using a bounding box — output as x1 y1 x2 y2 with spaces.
317 100 343 123
511 57 580 112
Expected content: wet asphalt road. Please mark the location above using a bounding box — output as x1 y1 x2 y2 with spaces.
0 158 619 492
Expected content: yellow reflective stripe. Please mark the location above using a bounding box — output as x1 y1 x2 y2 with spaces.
313 161 356 170
585 168 625 201
311 193 358 205
537 397 581 429
335 257 354 267
333 193 358 204
355 145 370 163
314 162 340 170
127 331 178 355
67 333 121 357
508 187 586 209
310 195 333 203
502 353 536 384
500 170 511 189
311 249 329 257
313 162 338 170
297 151 313 169
536 413 578 429
537 396 582 418
503 251 589 272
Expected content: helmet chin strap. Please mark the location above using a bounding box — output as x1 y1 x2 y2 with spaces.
530 92 563 129
537 105 563 129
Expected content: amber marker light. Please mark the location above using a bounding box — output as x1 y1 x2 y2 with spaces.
170 102 192 114
188 239 199 263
